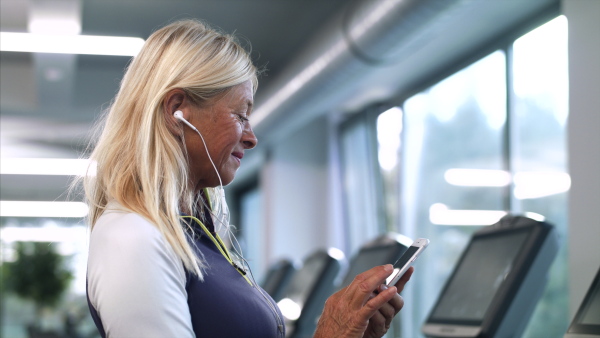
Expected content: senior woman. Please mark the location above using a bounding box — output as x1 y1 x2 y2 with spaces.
85 19 413 338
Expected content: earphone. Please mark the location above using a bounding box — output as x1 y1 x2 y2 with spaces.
174 110 199 132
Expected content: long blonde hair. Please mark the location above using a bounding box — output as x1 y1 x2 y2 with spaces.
83 19 258 277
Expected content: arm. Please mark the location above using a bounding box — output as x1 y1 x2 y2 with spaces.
87 212 194 338
314 265 414 338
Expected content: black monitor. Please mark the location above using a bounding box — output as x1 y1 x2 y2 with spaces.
339 233 413 289
565 266 600 338
422 215 559 338
261 259 298 302
277 249 344 338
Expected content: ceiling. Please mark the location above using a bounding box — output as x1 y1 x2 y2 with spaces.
0 0 347 159
0 0 347 204
0 0 559 205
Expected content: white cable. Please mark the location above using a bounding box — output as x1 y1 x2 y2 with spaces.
176 113 233 237
177 115 227 232
177 112 283 335
174 111 223 188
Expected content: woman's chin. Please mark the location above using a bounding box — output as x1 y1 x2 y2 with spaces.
194 169 236 190
220 174 235 186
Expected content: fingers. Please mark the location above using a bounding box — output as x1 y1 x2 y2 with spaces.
364 295 404 338
393 266 414 293
345 265 394 309
366 309 389 337
314 265 411 338
360 283 398 320
377 297 397 320
384 292 404 315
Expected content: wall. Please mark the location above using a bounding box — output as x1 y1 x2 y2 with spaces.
563 0 600 317
262 115 332 264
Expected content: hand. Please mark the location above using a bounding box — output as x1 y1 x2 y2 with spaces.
314 265 414 338
363 267 413 338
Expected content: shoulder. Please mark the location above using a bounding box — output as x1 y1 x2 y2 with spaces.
91 203 160 244
90 203 177 259
88 201 184 274
87 202 194 337
89 202 184 270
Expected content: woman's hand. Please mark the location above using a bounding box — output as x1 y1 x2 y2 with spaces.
314 265 414 338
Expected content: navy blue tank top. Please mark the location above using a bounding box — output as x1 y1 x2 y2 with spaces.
87 214 285 337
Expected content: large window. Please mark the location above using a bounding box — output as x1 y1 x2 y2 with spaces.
340 112 386 254
232 183 267 281
1 217 96 338
375 16 569 337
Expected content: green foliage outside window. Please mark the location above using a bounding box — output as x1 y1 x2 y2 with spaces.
2 242 73 332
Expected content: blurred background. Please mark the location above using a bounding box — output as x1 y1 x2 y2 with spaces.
1 0 598 337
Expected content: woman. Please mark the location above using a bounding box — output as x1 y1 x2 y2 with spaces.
85 19 413 337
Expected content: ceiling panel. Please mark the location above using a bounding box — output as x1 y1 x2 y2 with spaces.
0 0 346 206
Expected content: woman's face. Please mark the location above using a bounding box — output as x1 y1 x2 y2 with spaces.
184 81 257 189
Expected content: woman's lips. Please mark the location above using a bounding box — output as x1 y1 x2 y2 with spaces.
232 152 243 164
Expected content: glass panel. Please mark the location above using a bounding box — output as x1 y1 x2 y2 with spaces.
393 50 507 337
237 186 266 281
1 218 98 338
377 107 403 232
341 117 381 254
511 15 569 337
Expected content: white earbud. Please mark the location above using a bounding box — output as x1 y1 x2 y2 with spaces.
173 110 184 120
173 110 199 132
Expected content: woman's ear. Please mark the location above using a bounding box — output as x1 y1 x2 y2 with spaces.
163 89 187 136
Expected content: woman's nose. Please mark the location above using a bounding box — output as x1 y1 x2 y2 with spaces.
242 125 257 149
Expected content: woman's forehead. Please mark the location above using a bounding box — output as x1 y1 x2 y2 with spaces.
219 82 254 107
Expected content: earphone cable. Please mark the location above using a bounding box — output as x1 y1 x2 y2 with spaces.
179 114 283 336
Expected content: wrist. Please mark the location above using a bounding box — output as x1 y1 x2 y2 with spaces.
314 320 365 338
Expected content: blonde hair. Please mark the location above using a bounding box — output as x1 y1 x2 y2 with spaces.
83 19 258 277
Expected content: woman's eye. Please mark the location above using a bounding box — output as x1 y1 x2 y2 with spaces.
237 114 249 123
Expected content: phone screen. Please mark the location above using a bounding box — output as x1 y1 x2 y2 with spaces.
386 246 419 285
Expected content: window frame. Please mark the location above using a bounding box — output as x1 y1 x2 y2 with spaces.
337 7 566 338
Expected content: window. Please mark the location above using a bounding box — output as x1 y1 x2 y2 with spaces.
232 183 267 281
1 218 92 337
397 50 508 337
340 112 385 254
375 16 569 337
511 16 569 337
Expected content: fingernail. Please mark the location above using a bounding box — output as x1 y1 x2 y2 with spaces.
380 284 389 291
384 264 393 272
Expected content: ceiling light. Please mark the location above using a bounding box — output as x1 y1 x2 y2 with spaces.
513 171 571 199
429 203 506 226
0 158 96 176
0 201 88 218
0 32 144 56
444 168 511 187
28 18 81 35
0 225 87 243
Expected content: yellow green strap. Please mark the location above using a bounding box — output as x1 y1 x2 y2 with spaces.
181 215 253 285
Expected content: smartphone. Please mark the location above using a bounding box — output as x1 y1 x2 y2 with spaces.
386 238 429 286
